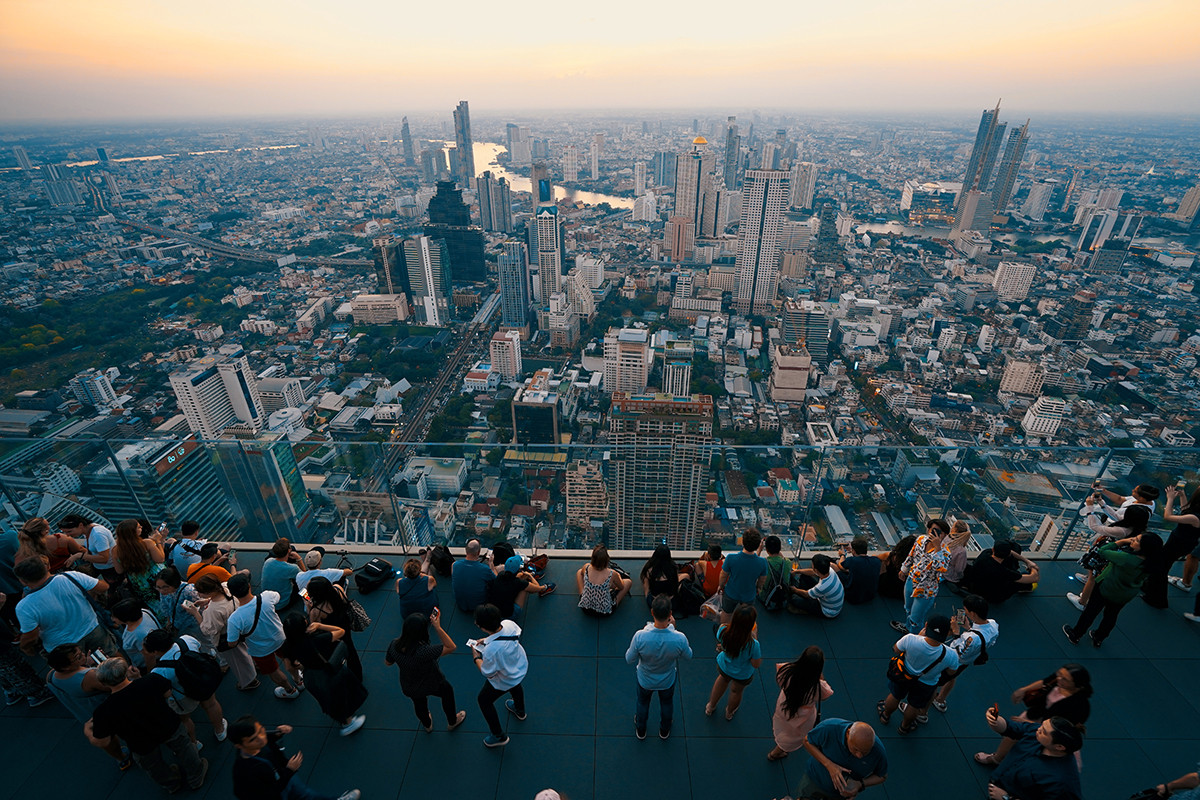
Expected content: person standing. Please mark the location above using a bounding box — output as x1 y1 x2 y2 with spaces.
1063 529 1161 647
277 615 367 737
168 521 208 575
719 528 768 624
14 557 119 658
1158 484 1200 598
89 657 208 792
45 644 129 768
185 543 233 585
471 603 528 748
768 645 834 761
111 518 166 608
878 614 959 735
225 573 302 699
193 575 258 691
891 518 951 634
260 538 306 613
15 517 82 575
229 715 360 800
930 593 998 713
385 608 467 732
705 603 762 720
625 594 692 740
143 629 229 745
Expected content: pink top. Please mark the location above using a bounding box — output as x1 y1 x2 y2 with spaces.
771 668 834 753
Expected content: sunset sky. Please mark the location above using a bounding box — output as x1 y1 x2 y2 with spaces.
2 0 1199 121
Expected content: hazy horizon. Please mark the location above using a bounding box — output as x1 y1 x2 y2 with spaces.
3 0 1199 123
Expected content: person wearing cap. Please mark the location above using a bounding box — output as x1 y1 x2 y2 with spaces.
488 555 555 621
961 540 1039 605
59 515 118 583
295 548 352 593
981 709 1083 800
877 614 959 735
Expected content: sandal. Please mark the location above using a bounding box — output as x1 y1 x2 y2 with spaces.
974 752 999 766
876 700 891 725
725 707 737 721
705 703 715 717
898 721 918 735
767 747 789 761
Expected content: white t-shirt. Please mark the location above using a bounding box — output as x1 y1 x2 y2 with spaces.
122 610 161 668
16 572 100 650
809 571 845 618
896 633 959 686
226 590 286 657
950 619 999 664
172 538 207 574
295 568 346 592
83 525 116 570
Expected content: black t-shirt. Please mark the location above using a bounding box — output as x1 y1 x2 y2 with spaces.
232 735 293 800
386 640 446 697
91 674 180 754
842 555 881 604
488 572 531 618
965 551 1022 602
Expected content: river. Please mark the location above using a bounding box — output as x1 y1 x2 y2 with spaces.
464 141 634 210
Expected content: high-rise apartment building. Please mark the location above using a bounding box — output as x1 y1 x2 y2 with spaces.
476 171 513 233
960 102 1005 208
400 117 415 166
652 151 676 188
603 328 651 394
561 145 579 182
789 162 818 210
566 460 608 529
452 100 474 186
1000 359 1045 395
992 261 1037 301
534 206 563 302
991 120 1030 212
734 169 790 315
1170 182 1200 225
402 235 452 327
373 236 404 295
768 345 812 402
781 299 831 365
674 137 716 234
69 368 119 409
498 241 531 333
169 352 264 440
607 392 713 549
661 356 692 396
1022 396 1066 439
506 123 532 165
590 133 602 179
723 116 741 190
633 161 646 195
489 331 523 380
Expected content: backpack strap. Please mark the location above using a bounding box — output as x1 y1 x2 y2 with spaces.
914 645 947 677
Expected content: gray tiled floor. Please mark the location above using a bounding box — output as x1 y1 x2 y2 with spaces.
3 555 1199 800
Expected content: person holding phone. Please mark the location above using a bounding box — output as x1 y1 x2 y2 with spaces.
385 608 467 733
978 707 1083 800
229 715 360 800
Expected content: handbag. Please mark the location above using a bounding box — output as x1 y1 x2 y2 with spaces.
887 646 946 684
332 585 371 632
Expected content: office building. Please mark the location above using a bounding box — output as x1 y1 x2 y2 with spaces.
788 162 818 211
562 145 579 182
425 181 485 283
652 151 676 188
723 116 741 190
960 102 1006 204
400 117 415 166
534 205 563 301
498 241 531 333
1022 181 1055 221
350 294 409 325
603 328 651 394
83 438 240 539
1000 359 1045 395
402 235 452 327
170 352 264 440
452 100 474 186
511 369 561 446
607 392 713 549
210 432 317 541
40 164 82 206
12 146 33 171
992 261 1037 301
477 171 513 233
734 169 790 315
661 356 692 396
781 299 831 365
952 189 994 235
490 331 523 380
69 368 119 410
1022 395 1067 439
769 345 812 402
1089 237 1131 273
256 377 305 414
674 137 716 233
991 120 1030 212
1170 181 1200 225
633 161 646 194
373 236 404 295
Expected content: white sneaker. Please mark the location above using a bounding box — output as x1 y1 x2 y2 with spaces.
1073 572 1089 583
340 715 366 737
1184 613 1200 623
215 718 228 742
1169 576 1193 592
1067 593 1085 611
337 792 361 800
274 686 301 700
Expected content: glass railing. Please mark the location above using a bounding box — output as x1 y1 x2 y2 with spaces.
1 434 1195 562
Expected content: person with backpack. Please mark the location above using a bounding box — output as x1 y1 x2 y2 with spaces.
472 603 528 748
226 573 302 700
928 594 999 716
787 554 844 618
757 536 791 612
877 614 959 735
167 521 210 575
143 628 228 745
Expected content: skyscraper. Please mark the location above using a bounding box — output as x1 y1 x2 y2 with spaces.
534 206 563 301
991 120 1030 212
169 352 265 439
531 163 554 205
607 393 713 549
210 432 317 541
452 100 474 186
652 151 676 188
476 172 513 233
400 117 415 166
768 345 812 402
1170 181 1200 225
723 116 741 190
562 145 579 182
590 134 602 179
373 236 404 295
789 162 819 210
664 216 695 261
1022 181 1055 221
506 124 532 165
781 299 831 365
12 146 33 171
674 137 716 235
734 169 790 315
489 331 523 380
402 235 452 327
498 241 531 333
603 328 651 394
425 180 485 282
633 161 646 195
960 101 1004 202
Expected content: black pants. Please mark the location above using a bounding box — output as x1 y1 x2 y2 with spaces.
1068 590 1126 642
1145 531 1200 608
478 681 524 736
411 679 457 728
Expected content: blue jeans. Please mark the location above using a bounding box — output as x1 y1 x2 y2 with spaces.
635 681 675 736
904 577 936 634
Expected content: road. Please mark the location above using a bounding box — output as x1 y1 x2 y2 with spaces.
116 218 374 268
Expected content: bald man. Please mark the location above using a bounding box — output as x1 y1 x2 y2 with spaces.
799 718 888 799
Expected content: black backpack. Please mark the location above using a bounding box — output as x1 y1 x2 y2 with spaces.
429 544 455 577
158 637 224 701
761 560 789 612
354 557 394 595
673 578 707 618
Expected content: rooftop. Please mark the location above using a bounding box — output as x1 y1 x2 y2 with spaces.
5 554 1198 800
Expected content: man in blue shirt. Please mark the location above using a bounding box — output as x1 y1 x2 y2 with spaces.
719 528 768 623
625 595 692 740
453 539 496 613
800 718 888 799
983 710 1083 800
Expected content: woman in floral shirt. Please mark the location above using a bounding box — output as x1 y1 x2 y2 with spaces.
892 519 951 634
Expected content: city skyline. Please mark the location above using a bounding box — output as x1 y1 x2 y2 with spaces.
3 0 1200 121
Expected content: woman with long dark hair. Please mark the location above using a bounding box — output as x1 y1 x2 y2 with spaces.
306 576 362 679
976 663 1092 766
1160 484 1200 597
640 545 680 605
705 603 762 720
768 645 833 761
384 609 466 732
111 518 165 607
279 614 368 737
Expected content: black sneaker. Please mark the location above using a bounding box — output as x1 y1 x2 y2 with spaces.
1089 632 1103 648
1061 624 1080 645
635 724 646 740
659 729 670 740
889 620 909 634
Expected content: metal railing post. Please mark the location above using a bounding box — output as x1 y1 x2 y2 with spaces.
940 446 972 519
796 446 826 560
1052 447 1115 560
101 439 151 521
375 442 408 554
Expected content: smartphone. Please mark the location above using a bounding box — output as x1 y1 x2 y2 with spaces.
299 588 310 602
90 649 105 666
991 702 1000 717
1178 480 1188 491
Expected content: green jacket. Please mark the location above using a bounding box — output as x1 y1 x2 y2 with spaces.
1093 542 1146 604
